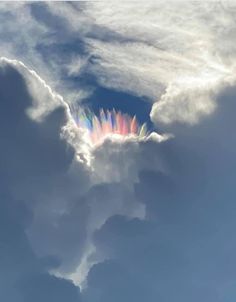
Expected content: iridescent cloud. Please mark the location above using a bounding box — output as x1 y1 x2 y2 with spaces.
72 108 148 145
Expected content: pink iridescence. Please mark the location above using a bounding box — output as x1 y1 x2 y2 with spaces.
73 108 148 144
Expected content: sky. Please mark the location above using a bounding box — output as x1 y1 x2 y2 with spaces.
1 1 236 301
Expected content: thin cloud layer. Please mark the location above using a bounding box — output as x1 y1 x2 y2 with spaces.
81 1 236 124
1 2 236 125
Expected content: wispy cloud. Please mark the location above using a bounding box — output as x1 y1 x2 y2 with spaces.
80 1 236 124
1 2 235 125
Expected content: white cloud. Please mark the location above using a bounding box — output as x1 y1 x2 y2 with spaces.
0 3 89 105
80 1 236 124
2 2 235 125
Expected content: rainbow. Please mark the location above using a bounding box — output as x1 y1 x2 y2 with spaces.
72 108 148 145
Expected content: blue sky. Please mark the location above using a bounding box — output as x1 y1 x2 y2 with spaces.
1 2 236 302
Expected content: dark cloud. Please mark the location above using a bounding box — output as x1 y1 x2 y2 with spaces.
0 62 83 301
83 86 236 302
0 64 73 184
0 190 81 302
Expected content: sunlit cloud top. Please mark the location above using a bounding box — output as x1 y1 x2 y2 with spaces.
71 108 149 146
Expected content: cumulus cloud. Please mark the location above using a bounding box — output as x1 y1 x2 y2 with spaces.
1 3 236 302
82 84 236 302
0 60 83 301
0 58 91 287
0 192 82 302
0 58 169 290
60 130 170 286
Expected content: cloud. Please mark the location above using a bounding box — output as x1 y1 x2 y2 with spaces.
90 135 169 184
1 3 236 301
2 2 235 125
0 2 91 104
0 59 90 291
0 57 65 121
64 130 170 286
80 1 236 125
150 81 217 125
0 58 169 290
0 190 82 302
82 84 236 302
